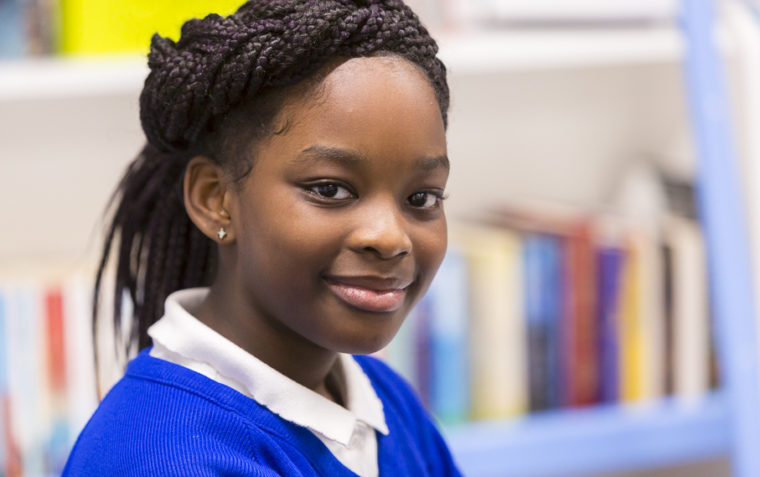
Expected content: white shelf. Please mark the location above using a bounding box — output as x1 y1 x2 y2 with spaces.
0 56 148 101
0 22 734 101
445 392 730 477
436 24 686 74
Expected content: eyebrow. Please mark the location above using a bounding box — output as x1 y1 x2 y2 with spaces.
297 145 450 171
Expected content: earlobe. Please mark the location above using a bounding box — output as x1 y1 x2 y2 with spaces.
184 156 236 243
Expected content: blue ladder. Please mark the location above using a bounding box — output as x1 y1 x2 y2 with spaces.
681 1 760 476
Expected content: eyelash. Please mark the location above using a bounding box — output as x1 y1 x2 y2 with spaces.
305 182 355 201
407 190 447 209
304 182 447 209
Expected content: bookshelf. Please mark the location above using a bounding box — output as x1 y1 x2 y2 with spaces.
2 1 759 476
446 392 730 477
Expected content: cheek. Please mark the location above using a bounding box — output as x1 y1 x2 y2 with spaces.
238 199 340 287
414 219 448 285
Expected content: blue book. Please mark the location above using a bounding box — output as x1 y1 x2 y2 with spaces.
524 235 563 411
523 235 548 411
0 0 25 58
541 237 564 409
596 246 625 403
426 249 469 423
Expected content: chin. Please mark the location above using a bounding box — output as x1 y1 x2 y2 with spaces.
330 327 399 356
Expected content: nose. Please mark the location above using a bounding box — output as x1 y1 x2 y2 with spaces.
348 200 412 260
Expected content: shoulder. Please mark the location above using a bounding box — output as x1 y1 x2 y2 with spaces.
63 350 301 476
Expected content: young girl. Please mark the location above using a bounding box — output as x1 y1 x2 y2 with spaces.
63 0 459 475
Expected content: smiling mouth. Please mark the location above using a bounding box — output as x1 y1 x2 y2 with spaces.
324 277 410 313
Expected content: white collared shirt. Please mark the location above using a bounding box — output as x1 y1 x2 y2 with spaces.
147 288 389 477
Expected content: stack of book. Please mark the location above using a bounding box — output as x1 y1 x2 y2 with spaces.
382 203 716 425
0 273 97 477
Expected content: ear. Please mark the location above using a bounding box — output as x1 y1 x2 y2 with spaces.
184 156 236 244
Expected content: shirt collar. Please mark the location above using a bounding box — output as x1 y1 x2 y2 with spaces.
147 288 388 445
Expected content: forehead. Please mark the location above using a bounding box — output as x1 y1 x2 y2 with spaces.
272 56 446 158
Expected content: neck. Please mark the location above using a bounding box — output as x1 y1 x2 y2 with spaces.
194 280 342 402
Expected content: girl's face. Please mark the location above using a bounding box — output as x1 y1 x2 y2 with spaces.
227 56 448 355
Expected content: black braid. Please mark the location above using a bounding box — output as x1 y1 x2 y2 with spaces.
94 0 449 369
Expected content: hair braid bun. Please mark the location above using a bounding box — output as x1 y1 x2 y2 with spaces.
139 0 448 152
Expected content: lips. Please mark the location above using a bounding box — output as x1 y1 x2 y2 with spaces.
324 275 412 313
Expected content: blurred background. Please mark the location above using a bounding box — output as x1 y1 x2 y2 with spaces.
2 0 760 476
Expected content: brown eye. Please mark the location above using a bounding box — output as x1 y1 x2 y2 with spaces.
408 191 440 209
316 184 338 197
309 182 352 200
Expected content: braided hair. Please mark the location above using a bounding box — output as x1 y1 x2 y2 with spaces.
94 0 450 369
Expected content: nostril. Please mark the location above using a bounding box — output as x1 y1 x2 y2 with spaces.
361 242 410 260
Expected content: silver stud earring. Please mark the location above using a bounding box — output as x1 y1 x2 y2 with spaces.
217 227 227 240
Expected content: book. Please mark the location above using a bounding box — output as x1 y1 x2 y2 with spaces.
0 0 25 58
618 230 665 403
25 0 58 55
663 217 710 400
454 224 527 419
523 234 563 411
561 221 598 407
63 275 98 439
44 287 69 474
638 228 666 401
426 248 470 423
0 287 21 477
595 245 625 403
4 284 46 477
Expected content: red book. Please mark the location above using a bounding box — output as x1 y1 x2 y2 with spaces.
45 289 66 394
561 222 598 407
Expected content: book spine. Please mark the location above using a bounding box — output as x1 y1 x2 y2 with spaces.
666 218 710 399
460 225 527 418
596 246 624 403
0 0 25 58
662 242 676 396
524 235 550 411
428 248 469 423
44 288 69 474
561 223 598 407
63 275 97 440
542 236 564 409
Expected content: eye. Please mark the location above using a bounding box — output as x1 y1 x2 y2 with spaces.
308 182 353 200
407 191 444 209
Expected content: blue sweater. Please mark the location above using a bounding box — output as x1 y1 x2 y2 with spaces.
63 349 462 476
